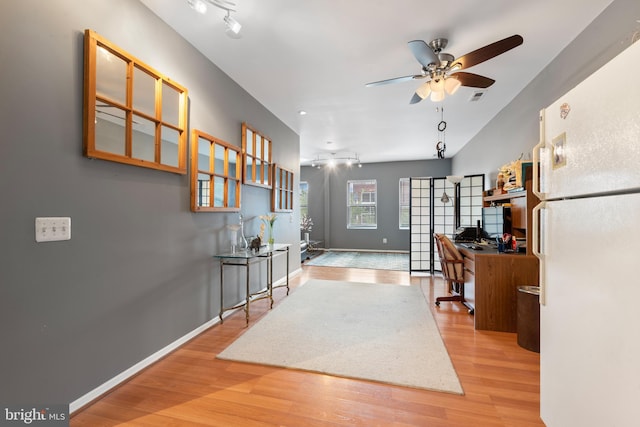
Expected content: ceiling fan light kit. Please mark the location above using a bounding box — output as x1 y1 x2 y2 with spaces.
444 77 461 95
416 74 461 102
366 34 523 103
431 89 445 102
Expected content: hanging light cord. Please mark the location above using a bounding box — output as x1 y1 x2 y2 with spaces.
436 107 447 159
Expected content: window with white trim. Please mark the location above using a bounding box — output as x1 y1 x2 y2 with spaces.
347 179 377 229
299 181 309 217
399 178 410 229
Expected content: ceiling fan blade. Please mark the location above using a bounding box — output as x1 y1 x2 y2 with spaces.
408 40 439 68
365 74 425 87
452 34 523 71
409 92 424 104
454 72 495 88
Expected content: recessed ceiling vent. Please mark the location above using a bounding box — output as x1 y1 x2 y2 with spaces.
469 90 486 102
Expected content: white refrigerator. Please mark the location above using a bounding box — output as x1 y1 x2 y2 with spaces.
533 40 640 426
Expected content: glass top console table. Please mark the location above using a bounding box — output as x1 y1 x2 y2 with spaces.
213 243 291 326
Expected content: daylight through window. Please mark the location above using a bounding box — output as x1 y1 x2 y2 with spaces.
347 179 377 229
399 178 410 229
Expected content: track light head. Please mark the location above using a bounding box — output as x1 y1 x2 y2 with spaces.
188 0 207 14
224 12 242 38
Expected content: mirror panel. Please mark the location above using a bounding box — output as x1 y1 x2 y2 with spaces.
131 115 156 162
228 150 237 179
96 47 126 105
214 144 225 175
228 180 238 207
246 128 254 156
162 82 180 126
84 30 188 174
198 136 210 172
213 176 225 207
245 155 253 182
133 67 156 117
95 104 126 155
160 126 179 167
255 159 262 185
197 173 211 207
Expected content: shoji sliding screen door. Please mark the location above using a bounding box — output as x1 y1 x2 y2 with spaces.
431 177 455 272
410 175 484 275
409 178 432 273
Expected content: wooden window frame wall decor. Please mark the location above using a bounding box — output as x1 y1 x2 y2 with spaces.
271 164 294 212
241 122 272 188
190 129 242 212
83 29 188 174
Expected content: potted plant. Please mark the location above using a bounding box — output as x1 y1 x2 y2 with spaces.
300 214 313 243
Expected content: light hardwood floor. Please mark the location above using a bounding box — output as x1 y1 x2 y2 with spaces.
71 266 543 426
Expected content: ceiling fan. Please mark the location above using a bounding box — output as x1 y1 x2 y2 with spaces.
365 34 523 103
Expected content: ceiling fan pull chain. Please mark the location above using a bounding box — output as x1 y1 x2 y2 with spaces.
436 107 447 158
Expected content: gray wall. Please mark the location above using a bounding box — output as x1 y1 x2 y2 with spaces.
453 0 640 182
0 0 299 405
301 159 451 251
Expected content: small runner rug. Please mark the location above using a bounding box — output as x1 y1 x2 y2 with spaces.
305 251 409 271
217 279 463 394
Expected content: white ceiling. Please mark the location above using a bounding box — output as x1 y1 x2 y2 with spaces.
141 0 613 165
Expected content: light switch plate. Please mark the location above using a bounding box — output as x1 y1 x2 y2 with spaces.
35 217 71 242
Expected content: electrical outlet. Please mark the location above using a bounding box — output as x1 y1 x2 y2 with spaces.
382 238 388 244
35 217 71 242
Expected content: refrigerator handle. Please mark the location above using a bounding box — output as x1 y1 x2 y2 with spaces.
532 201 546 305
532 110 545 200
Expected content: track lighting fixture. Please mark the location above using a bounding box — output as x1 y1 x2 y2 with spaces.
188 0 242 39
309 152 362 169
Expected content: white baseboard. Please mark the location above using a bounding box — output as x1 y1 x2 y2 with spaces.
410 271 432 277
70 269 301 414
69 316 220 413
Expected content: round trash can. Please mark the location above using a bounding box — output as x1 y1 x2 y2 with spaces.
517 286 540 352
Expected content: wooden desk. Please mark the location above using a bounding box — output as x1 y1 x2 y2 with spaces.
457 245 539 332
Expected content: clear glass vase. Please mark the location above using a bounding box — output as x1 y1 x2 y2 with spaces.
238 215 248 250
268 224 274 245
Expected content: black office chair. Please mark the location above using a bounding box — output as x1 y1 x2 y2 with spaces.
434 233 474 314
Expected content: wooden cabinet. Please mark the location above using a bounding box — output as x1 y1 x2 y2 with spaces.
458 246 539 332
483 165 539 254
510 195 527 229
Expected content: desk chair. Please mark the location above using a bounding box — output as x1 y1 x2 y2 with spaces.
434 233 474 314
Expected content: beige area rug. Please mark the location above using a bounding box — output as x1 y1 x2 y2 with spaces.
217 279 463 394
